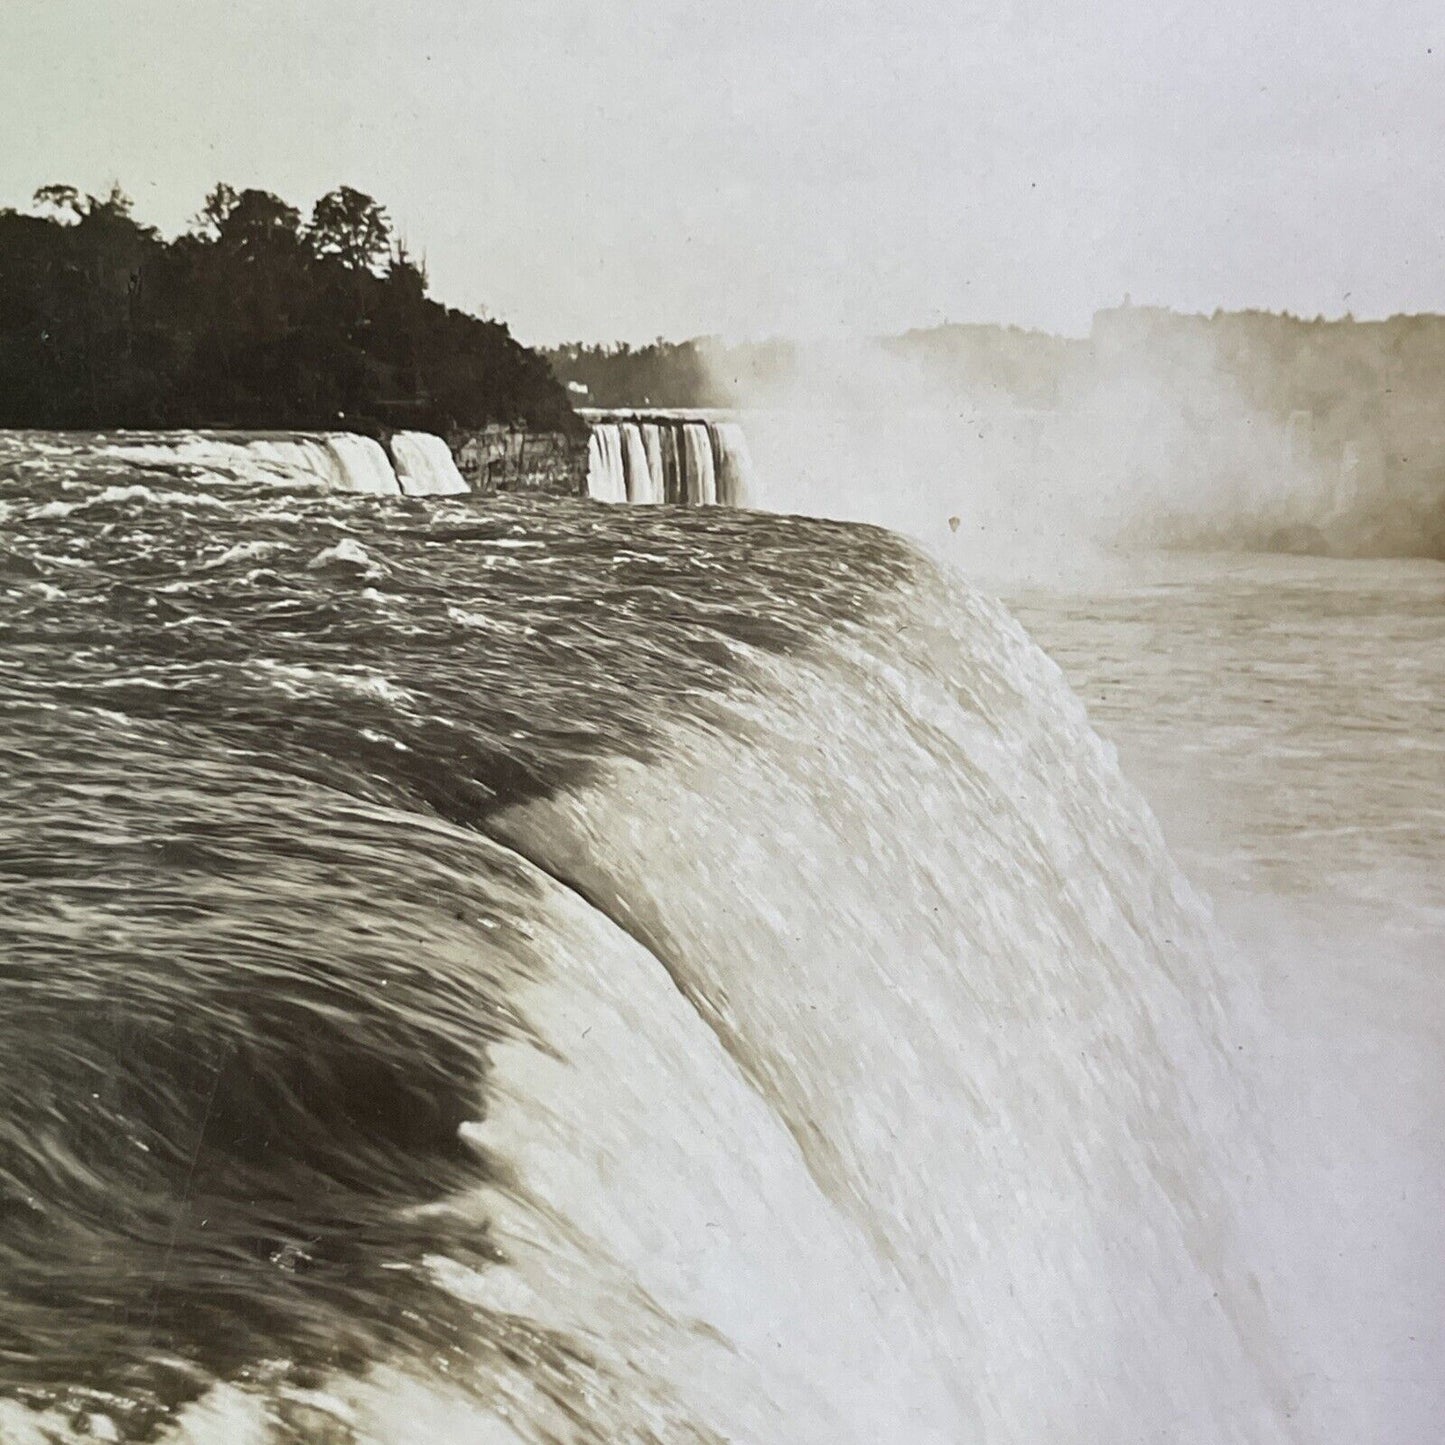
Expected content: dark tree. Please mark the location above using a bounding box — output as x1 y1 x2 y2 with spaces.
0 182 580 435
308 187 392 273
191 183 240 239
217 190 304 253
32 184 86 223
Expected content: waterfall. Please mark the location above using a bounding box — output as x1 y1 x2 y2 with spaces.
86 431 431 495
713 421 758 508
321 434 403 495
585 414 759 508
245 438 347 488
389 431 469 496
642 423 666 503
586 423 628 502
682 422 718 505
2 466 1292 1442
662 423 684 503
620 422 659 504
585 429 609 499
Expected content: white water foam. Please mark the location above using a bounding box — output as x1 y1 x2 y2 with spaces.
118 828 964 1445
490 569 1293 1444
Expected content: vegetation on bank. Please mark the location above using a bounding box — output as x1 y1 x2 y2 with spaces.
543 338 740 409
546 310 1445 424
545 330 1085 410
0 184 581 435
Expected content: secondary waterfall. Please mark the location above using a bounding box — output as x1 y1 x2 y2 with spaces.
620 422 656 503
59 429 480 498
585 426 628 503
321 434 403 495
682 421 718 505
642 424 665 502
585 413 758 507
388 431 469 496
712 420 758 508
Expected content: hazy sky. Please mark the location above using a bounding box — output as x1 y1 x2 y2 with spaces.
2 1 1441 344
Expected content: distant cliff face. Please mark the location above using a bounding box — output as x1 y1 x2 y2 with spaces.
452 426 589 496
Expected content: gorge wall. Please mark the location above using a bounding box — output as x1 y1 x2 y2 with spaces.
452 426 590 496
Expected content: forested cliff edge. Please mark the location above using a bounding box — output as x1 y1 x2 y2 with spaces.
0 184 579 436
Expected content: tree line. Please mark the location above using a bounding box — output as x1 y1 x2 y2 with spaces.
0 183 580 434
542 338 740 409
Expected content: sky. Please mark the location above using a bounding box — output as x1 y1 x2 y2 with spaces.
1 0 1441 345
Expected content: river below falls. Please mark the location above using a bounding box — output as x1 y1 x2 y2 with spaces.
1008 551 1443 1445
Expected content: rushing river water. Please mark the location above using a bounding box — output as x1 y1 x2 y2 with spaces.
0 431 1438 1443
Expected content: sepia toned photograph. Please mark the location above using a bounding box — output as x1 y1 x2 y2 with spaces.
0 3 1440 1442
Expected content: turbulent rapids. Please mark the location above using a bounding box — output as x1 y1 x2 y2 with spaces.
0 432 1288 1443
